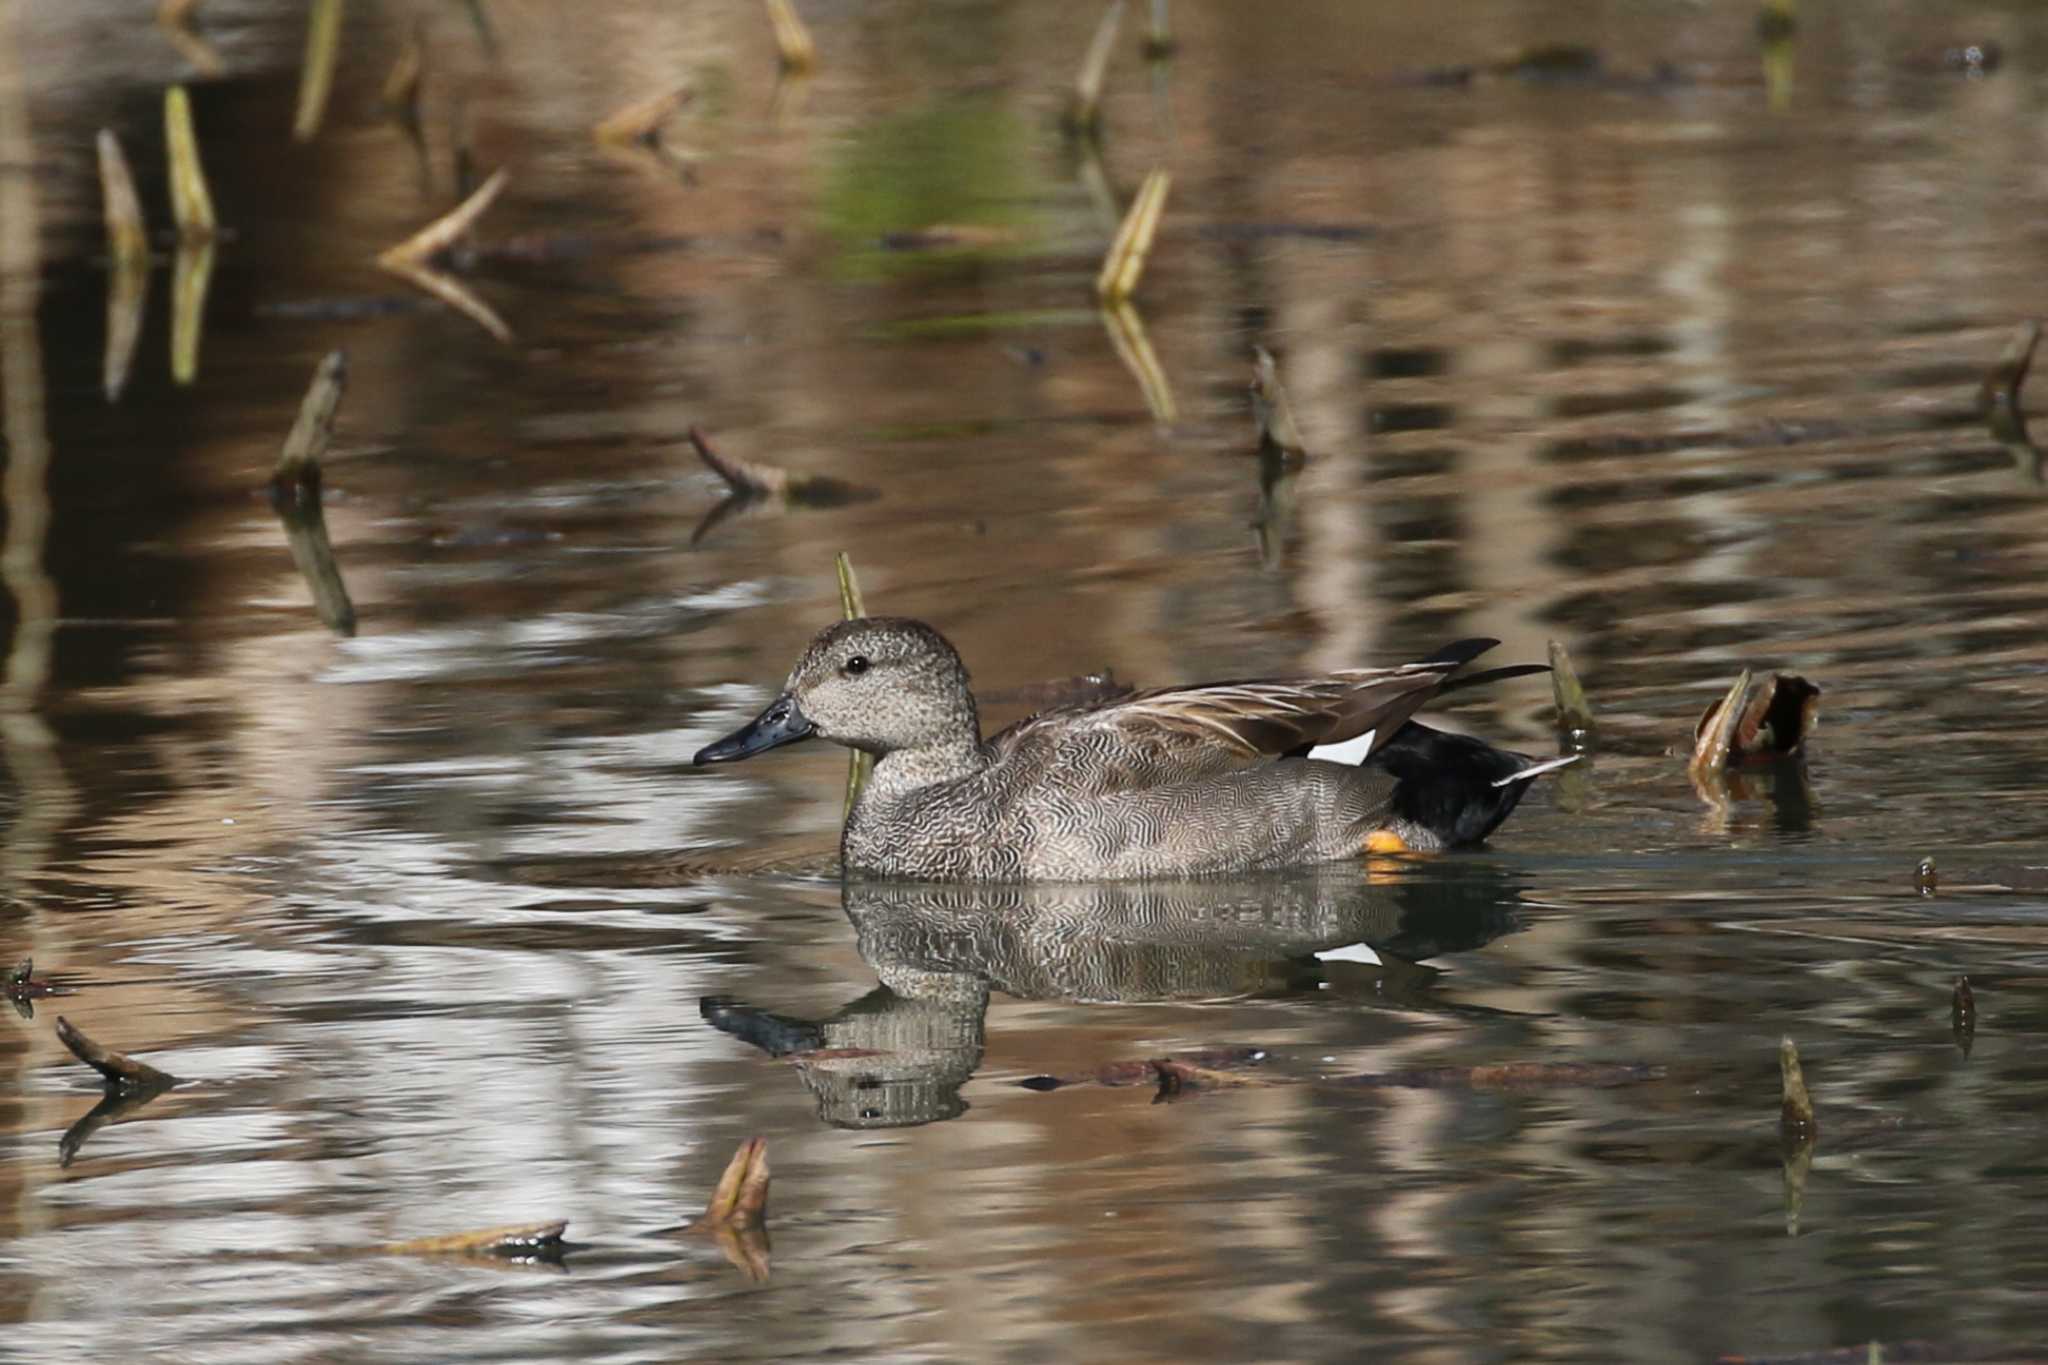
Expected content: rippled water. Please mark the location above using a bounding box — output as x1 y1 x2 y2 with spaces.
6 2 2048 1361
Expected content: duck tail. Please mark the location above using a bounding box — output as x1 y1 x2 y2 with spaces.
1367 722 1576 847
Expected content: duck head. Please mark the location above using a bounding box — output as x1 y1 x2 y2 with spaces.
694 617 980 765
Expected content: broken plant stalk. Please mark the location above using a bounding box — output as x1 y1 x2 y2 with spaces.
697 1136 771 1226
1979 319 2040 417
275 351 347 487
383 1221 568 1258
764 0 815 73
294 0 345 141
1067 0 1126 133
377 170 513 341
1096 168 1170 304
1692 670 1820 773
836 552 872 814
1250 345 1308 461
164 86 216 240
1548 639 1594 736
1778 1036 1817 1136
1952 975 1976 1057
1144 0 1175 58
1101 300 1177 422
381 23 424 119
1979 320 2042 477
596 85 693 145
56 1016 177 1089
379 168 507 269
1692 669 1752 774
95 130 149 266
690 1136 771 1282
691 427 791 498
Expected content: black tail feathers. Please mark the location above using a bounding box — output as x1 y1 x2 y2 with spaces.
1366 722 1574 848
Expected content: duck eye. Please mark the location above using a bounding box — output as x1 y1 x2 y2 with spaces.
843 654 870 676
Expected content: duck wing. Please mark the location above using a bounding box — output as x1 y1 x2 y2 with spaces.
987 639 1504 790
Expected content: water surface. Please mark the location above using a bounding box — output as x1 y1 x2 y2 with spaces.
5 2 2048 1361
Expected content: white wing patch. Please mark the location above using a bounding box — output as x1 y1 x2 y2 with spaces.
1314 942 1383 966
1492 753 1580 787
1307 729 1376 765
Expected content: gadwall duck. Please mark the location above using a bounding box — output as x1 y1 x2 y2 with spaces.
694 617 1571 881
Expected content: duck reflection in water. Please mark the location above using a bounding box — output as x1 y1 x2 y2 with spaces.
701 862 1525 1129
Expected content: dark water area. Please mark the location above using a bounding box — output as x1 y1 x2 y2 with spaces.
5 2 2048 1361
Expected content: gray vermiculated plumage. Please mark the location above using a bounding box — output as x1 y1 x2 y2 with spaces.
696 617 1541 881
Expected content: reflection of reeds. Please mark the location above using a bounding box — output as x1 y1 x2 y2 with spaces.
1067 0 1126 134
2 87 85 884
1100 301 1176 422
1073 137 1121 236
57 1068 179 1168
1761 34 1794 111
381 23 423 118
384 259 510 341
295 0 345 142
164 86 216 239
96 131 149 401
1781 1125 1811 1236
274 480 358 637
156 0 223 77
169 239 215 385
1952 975 1975 1057
383 23 429 184
459 0 498 58
1252 446 1295 571
1096 167 1169 303
836 552 872 813
765 0 815 73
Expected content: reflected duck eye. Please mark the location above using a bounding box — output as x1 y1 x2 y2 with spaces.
843 655 870 676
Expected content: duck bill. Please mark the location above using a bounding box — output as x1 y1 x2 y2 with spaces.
694 693 816 764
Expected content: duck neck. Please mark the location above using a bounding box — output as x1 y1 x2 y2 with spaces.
861 732 988 806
